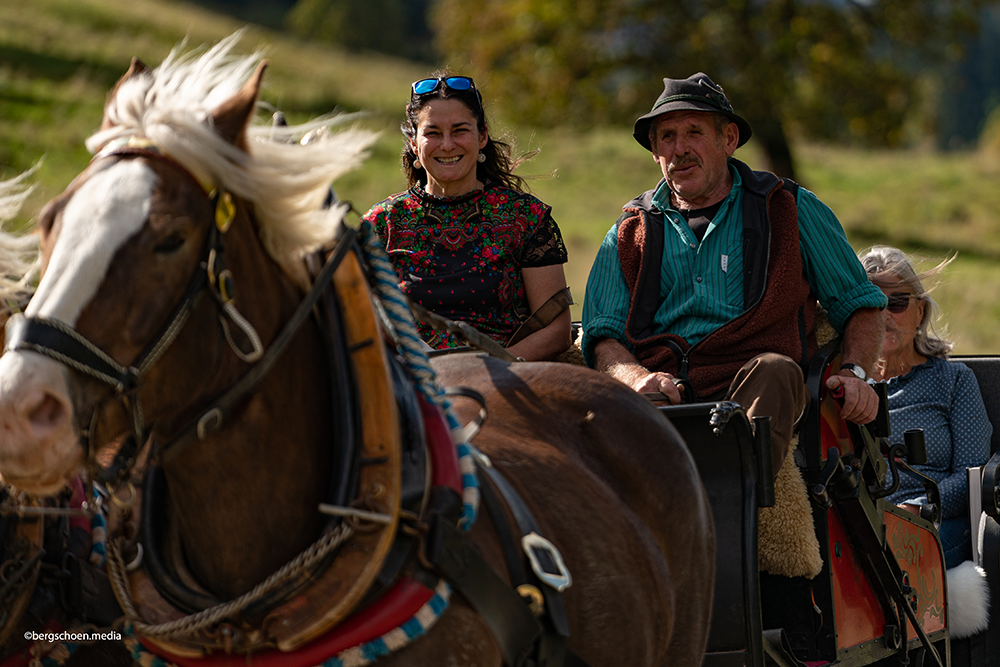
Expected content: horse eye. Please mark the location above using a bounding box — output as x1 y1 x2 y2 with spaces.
154 234 186 254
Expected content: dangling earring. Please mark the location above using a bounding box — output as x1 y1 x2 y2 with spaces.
477 153 486 163
413 159 422 169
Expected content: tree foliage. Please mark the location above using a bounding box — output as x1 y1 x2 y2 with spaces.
286 0 435 60
431 0 994 178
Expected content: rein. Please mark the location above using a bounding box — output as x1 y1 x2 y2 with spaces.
157 223 358 464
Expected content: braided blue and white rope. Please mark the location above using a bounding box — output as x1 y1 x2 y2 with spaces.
358 223 479 530
320 580 451 667
120 581 452 667
89 487 107 567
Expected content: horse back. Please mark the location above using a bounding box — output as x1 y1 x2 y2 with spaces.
431 353 714 667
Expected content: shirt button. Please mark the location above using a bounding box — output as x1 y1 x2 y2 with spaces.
696 276 703 283
689 242 697 249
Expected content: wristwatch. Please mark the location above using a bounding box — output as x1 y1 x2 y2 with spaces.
840 363 867 381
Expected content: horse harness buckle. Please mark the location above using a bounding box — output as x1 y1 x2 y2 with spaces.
521 532 572 593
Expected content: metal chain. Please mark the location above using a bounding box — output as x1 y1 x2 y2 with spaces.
106 522 354 639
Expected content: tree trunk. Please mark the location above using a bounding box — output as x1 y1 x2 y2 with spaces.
750 115 798 181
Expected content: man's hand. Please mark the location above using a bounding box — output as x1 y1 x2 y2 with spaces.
633 371 684 405
594 337 687 404
825 374 879 424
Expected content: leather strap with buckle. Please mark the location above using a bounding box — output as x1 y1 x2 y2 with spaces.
507 287 573 347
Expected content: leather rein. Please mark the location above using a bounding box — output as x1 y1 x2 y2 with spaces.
3 145 359 487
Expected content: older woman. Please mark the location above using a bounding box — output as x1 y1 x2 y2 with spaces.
860 245 992 568
361 74 572 360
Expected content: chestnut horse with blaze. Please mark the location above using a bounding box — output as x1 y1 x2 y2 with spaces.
0 37 712 666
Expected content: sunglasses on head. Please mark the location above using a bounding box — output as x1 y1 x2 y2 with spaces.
411 76 477 96
886 292 918 314
411 76 483 115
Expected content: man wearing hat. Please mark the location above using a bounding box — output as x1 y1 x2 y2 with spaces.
581 73 886 474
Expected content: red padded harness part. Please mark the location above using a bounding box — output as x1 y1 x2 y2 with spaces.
139 578 434 667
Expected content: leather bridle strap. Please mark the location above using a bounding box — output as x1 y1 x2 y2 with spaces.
158 224 360 464
5 244 211 396
5 316 137 393
4 220 215 449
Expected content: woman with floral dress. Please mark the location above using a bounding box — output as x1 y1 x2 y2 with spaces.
361 74 571 360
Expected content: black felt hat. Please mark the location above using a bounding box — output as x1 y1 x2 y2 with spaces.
633 73 752 151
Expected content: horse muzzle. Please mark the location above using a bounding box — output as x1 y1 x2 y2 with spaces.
0 349 82 495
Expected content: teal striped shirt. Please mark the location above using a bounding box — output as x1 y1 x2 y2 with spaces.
582 164 886 367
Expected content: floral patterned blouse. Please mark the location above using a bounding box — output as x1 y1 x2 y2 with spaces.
362 182 568 349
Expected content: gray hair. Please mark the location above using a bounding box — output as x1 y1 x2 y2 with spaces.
858 245 955 359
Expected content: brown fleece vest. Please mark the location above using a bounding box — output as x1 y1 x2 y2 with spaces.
618 160 817 399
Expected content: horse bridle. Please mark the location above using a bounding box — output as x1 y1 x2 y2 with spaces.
4 144 359 486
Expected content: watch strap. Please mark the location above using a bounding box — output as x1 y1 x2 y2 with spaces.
840 362 867 381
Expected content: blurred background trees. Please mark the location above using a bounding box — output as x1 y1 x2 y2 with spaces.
284 0 435 61
7 0 1000 349
274 0 1000 179
429 0 992 179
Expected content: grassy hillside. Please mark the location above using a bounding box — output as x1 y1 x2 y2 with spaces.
3 0 999 353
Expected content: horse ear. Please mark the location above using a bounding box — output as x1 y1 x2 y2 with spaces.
210 61 268 149
100 58 150 131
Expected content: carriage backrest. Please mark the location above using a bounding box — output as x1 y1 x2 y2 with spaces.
952 356 1000 456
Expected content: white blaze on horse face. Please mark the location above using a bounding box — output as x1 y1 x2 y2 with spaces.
0 160 155 495
27 160 156 323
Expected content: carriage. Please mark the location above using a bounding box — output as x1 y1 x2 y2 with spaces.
0 34 998 667
662 341 1000 667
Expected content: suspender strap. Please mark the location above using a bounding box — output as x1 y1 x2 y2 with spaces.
507 287 573 347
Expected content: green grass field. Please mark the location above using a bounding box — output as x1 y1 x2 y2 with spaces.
3 0 999 353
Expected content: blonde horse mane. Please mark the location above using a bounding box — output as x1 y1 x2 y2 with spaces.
85 32 378 288
0 168 40 304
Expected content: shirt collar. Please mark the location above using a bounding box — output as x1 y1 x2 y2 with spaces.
651 160 742 214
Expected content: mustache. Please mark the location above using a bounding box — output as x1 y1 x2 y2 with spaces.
668 156 702 172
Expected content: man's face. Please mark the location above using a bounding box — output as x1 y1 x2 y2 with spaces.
650 111 739 208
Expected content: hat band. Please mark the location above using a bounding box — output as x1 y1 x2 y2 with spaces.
652 92 733 114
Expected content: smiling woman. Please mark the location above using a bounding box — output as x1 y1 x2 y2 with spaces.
360 73 573 361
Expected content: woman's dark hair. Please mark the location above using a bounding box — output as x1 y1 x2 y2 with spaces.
401 71 528 192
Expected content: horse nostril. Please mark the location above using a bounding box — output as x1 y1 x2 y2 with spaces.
26 392 68 437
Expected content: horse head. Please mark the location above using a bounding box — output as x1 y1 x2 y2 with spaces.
0 35 374 506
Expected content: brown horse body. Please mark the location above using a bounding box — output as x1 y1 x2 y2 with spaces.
0 36 713 666
418 353 715 666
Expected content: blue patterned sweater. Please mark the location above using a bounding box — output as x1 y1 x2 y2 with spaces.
885 356 992 519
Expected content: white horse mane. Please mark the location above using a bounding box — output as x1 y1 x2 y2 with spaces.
85 32 377 287
0 168 40 303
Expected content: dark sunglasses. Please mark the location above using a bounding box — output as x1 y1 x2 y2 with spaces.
886 292 918 314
